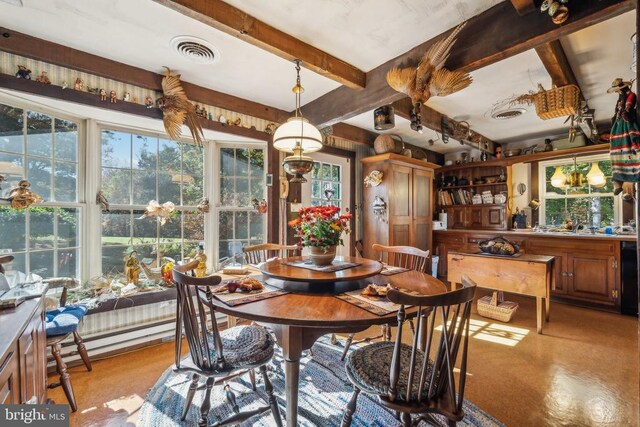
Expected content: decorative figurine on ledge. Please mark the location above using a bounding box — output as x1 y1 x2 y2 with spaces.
145 96 154 108
99 89 107 101
35 71 51 84
74 78 84 91
109 90 117 103
252 198 268 214
96 190 110 213
87 87 99 95
195 104 208 119
194 243 207 278
265 123 276 135
5 179 43 209
15 65 31 79
123 92 131 102
61 81 68 89
196 197 210 213
124 250 141 285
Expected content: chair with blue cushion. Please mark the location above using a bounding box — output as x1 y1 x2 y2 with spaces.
43 277 92 412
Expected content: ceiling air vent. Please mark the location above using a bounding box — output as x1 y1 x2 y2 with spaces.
170 36 220 65
491 108 526 120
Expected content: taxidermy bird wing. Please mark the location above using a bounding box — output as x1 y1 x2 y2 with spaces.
386 66 418 101
428 68 472 97
160 68 205 147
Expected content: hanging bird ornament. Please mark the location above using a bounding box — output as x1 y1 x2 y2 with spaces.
156 67 205 147
138 200 176 225
96 190 110 213
386 23 472 115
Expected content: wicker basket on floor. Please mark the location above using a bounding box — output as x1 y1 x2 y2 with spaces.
477 291 519 322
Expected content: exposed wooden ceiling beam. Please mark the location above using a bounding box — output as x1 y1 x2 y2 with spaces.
153 0 366 89
535 40 581 88
330 123 377 146
510 0 538 16
302 0 634 127
0 26 290 124
392 98 498 154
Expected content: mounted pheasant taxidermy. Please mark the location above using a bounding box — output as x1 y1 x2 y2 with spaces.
156 67 205 147
386 22 472 117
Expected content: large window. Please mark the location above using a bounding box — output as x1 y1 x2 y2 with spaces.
539 155 619 227
100 129 204 273
0 103 81 280
217 146 266 262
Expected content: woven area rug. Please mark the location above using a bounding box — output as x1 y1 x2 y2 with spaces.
139 338 504 426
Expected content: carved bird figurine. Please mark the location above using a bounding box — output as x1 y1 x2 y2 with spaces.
156 67 205 147
386 23 472 112
96 190 110 213
138 200 176 225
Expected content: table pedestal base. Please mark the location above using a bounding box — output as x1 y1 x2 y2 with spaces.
267 324 369 427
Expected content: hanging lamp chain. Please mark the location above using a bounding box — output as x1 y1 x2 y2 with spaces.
292 59 304 116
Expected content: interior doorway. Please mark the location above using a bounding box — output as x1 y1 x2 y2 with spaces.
301 151 352 257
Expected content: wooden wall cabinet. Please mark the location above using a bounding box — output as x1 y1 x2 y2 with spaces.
0 298 47 406
435 163 512 231
434 231 622 310
361 154 437 260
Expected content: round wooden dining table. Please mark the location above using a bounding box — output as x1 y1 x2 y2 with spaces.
208 256 449 427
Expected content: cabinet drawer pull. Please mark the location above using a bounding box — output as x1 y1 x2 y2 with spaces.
567 272 573 277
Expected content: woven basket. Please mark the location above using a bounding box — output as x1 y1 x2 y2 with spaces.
477 291 519 322
531 84 580 120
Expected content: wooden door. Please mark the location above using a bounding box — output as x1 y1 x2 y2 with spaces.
412 168 432 252
389 165 412 246
18 311 45 404
0 348 20 405
567 254 617 305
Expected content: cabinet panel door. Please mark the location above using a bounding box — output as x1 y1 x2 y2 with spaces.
0 350 19 405
467 207 483 229
528 245 567 295
391 167 412 219
449 206 467 229
482 206 506 229
412 168 432 252
568 255 616 304
19 319 37 404
391 224 410 246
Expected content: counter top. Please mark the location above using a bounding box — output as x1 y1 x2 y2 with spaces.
434 229 637 242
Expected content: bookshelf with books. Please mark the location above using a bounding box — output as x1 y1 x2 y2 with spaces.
435 163 512 230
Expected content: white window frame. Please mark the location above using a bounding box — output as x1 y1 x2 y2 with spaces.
94 124 208 275
213 142 268 267
0 94 86 280
538 154 622 226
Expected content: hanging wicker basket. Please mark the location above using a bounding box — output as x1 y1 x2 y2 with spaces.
519 84 580 120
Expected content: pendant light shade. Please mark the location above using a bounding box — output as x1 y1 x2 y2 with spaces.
273 117 323 153
586 162 606 187
274 59 322 182
550 166 567 188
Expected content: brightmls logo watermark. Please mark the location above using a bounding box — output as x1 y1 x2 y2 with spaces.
1 405 68 426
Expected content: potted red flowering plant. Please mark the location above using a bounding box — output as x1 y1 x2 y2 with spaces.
288 205 352 266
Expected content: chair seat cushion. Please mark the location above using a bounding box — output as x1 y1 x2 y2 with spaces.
45 305 87 336
206 325 274 368
345 341 436 402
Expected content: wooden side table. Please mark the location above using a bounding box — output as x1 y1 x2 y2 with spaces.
447 251 554 334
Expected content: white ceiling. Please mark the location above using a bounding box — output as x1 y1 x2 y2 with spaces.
0 2 635 154
0 0 341 110
222 0 503 72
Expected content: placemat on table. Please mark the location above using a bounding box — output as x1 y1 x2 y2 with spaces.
379 265 409 276
335 289 406 316
281 259 361 273
212 282 288 307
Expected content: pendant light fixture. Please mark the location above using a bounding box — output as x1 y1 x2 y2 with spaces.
551 157 606 189
586 162 606 187
273 59 323 183
550 166 567 188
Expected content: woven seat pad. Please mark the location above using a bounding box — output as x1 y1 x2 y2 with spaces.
346 341 436 402
205 325 274 368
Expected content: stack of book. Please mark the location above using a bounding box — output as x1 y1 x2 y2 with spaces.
437 189 473 205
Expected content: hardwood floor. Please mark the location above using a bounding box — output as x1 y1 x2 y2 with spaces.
47 295 638 427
